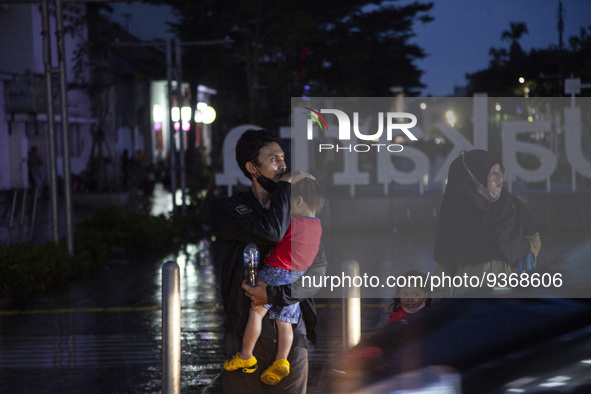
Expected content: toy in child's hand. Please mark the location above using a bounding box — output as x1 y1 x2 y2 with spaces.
243 244 259 287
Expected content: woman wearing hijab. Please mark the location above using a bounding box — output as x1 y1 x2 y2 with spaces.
433 149 541 296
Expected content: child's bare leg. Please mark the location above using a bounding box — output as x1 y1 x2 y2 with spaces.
259 319 292 385
240 303 268 359
275 319 293 361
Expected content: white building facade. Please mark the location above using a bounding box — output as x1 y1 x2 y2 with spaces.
0 2 94 191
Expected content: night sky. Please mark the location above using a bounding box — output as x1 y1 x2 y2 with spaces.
110 0 591 97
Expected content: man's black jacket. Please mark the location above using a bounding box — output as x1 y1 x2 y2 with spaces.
214 181 327 346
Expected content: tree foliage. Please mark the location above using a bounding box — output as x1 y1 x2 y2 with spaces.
142 0 433 129
467 22 591 97
501 21 528 64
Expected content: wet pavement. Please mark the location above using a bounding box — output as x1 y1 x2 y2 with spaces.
1 185 590 393
0 241 222 393
0 243 392 393
0 186 225 393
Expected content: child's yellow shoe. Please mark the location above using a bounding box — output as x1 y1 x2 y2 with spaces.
223 353 258 373
260 359 290 385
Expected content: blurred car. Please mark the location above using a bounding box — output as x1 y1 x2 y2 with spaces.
325 242 591 393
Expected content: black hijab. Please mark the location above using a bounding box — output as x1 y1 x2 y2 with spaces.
433 150 531 267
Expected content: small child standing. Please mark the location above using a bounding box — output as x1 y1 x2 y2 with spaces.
224 177 324 386
389 270 431 323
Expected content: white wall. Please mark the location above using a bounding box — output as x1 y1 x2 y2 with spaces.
7 122 29 189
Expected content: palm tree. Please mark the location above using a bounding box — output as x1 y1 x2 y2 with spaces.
569 26 591 51
568 26 591 78
501 22 528 63
488 47 508 69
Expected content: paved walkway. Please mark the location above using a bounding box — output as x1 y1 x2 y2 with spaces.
0 238 384 393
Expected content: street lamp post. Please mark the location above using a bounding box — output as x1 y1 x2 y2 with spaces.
41 0 59 245
55 0 74 255
172 39 187 214
40 0 74 254
166 40 178 213
166 39 188 214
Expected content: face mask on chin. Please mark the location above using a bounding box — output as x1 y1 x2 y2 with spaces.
257 174 277 193
254 167 278 194
476 184 501 202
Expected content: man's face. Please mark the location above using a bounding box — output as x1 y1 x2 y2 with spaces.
252 142 286 181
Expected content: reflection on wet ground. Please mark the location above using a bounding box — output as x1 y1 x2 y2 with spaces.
0 240 225 393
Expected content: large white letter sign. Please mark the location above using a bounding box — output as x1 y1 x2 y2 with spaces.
215 125 260 196
377 145 429 195
564 107 591 192
429 96 489 186
432 123 477 184
332 135 370 197
473 94 488 150
501 121 557 192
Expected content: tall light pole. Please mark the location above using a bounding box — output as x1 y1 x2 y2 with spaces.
55 0 74 255
39 0 74 253
40 0 60 245
166 40 179 213
167 39 187 214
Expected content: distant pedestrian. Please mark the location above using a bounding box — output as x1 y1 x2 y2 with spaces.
28 146 44 197
120 149 130 191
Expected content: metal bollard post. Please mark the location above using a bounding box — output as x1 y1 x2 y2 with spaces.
162 261 181 394
342 259 361 352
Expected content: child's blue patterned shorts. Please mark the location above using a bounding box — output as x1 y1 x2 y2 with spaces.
258 265 306 324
